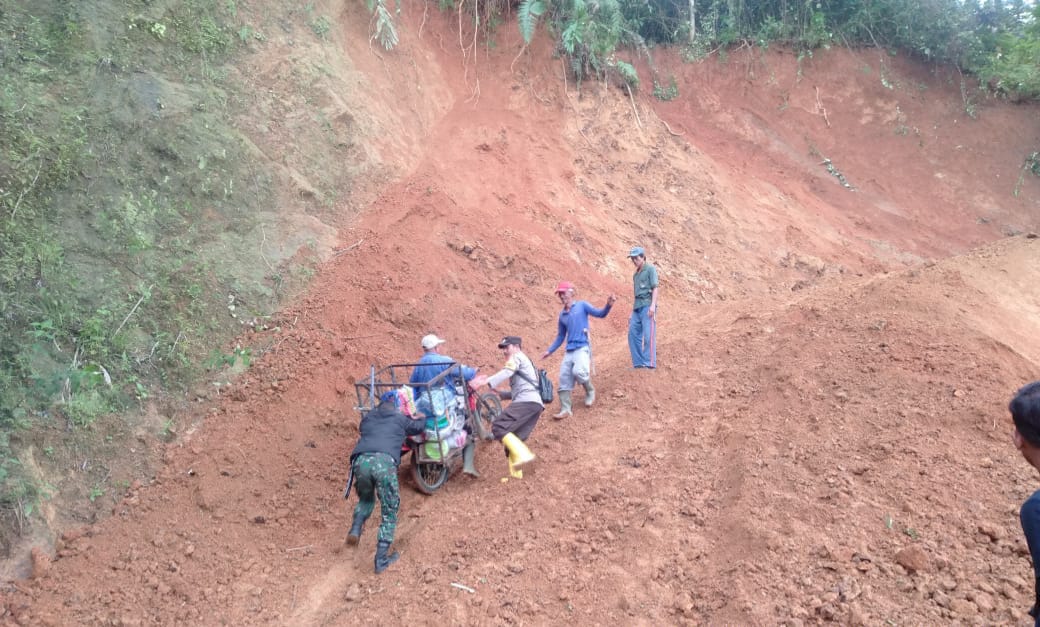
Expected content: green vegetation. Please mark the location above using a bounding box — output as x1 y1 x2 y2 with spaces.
1028 152 1040 178
365 0 399 50
0 0 293 529
653 76 679 101
1016 151 1040 196
352 0 1032 182
370 0 1040 106
88 484 105 502
977 4 1040 101
518 0 546 44
307 6 332 41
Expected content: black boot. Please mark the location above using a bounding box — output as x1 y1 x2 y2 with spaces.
374 540 399 574
346 515 365 546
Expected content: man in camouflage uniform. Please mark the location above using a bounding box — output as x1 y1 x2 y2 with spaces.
346 390 425 573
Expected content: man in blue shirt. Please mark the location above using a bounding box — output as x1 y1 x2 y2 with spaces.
541 282 615 419
627 246 659 369
1011 380 1040 626
409 334 480 476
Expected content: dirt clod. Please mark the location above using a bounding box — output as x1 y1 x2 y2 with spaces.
894 545 931 574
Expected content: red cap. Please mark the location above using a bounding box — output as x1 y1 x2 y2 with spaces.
555 281 574 294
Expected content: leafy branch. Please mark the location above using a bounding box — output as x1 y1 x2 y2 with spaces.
366 0 400 50
518 0 546 44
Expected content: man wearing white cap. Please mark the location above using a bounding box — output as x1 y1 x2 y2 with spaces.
409 334 481 476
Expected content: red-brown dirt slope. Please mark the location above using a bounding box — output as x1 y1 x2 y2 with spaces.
3 0 1040 625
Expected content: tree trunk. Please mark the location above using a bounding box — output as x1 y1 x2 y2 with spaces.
689 0 697 41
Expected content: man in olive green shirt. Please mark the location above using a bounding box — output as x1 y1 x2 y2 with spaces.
627 246 658 368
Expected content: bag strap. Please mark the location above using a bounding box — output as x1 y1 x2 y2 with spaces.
512 355 539 387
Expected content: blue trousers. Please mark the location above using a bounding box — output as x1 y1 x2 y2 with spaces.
628 306 657 368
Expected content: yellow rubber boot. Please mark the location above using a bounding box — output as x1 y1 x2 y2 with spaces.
502 432 535 479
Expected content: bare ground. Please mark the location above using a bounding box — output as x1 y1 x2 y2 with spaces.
3 0 1040 625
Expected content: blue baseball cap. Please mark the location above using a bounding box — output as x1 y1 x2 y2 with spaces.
379 390 398 404
627 246 645 258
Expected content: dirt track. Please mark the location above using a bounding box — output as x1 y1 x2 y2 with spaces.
3 1 1040 625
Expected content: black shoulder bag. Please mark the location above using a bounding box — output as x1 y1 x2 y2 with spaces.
514 357 554 404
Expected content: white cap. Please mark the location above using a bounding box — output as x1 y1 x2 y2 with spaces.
421 334 447 350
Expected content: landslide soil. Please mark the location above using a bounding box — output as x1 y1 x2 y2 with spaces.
4 2 1040 626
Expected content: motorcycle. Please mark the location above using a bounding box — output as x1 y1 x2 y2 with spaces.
354 362 502 494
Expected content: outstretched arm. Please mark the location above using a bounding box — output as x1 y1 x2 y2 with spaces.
587 296 616 318
456 363 478 381
401 412 427 436
469 362 513 392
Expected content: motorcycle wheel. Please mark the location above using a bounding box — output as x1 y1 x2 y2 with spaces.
411 456 449 495
472 392 502 441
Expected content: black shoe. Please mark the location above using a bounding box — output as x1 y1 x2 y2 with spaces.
374 540 399 574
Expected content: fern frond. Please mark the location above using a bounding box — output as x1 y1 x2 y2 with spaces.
518 0 545 45
562 21 581 54
367 0 399 50
569 54 584 81
614 60 638 89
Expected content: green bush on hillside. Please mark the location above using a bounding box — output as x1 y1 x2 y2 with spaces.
0 0 278 519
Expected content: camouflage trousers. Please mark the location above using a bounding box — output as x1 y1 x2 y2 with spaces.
351 452 400 544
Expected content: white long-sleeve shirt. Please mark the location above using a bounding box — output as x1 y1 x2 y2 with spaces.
486 350 543 406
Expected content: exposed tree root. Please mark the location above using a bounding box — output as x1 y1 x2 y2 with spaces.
815 86 831 127
625 83 642 129
419 1 429 39
510 44 528 75
561 58 595 148
661 118 684 137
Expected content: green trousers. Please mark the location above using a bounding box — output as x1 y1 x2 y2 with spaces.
351 452 400 544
